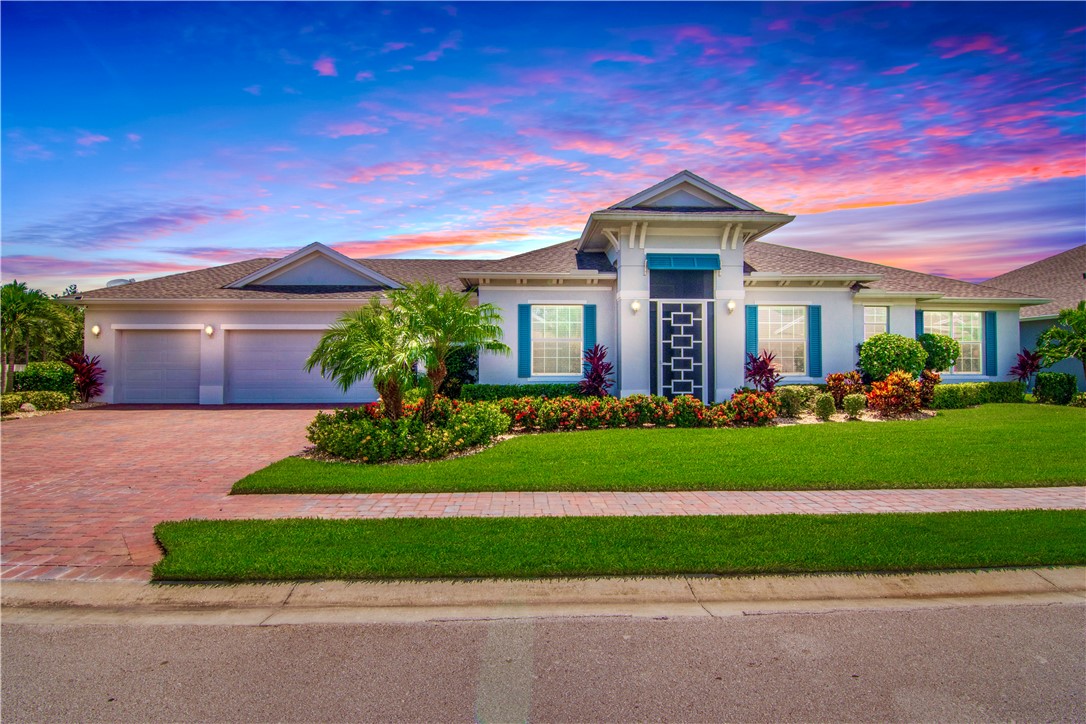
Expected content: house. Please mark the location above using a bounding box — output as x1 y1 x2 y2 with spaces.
72 171 1048 404
984 244 1086 391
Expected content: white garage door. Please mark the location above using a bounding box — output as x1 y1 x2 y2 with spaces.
121 330 201 403
225 330 377 404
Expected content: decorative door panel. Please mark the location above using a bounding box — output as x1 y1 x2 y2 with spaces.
658 302 705 401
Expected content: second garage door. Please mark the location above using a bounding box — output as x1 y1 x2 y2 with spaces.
120 330 201 403
224 330 378 404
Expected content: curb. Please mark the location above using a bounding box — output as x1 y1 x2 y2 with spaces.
2 567 1083 626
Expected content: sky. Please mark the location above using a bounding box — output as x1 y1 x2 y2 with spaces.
2 1 1084 294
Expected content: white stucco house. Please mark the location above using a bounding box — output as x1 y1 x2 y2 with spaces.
73 171 1048 404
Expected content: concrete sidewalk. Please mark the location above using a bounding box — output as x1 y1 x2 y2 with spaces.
3 567 1083 625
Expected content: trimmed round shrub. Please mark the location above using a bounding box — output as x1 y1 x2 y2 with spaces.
775 386 807 418
729 391 778 426
13 361 75 396
866 370 922 416
813 393 835 421
824 371 864 408
858 334 927 381
670 395 709 428
2 394 24 415
843 393 867 420
917 333 961 372
537 397 580 431
1034 372 1078 405
623 394 671 426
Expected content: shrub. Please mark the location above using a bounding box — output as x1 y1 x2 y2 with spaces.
2 394 23 415
577 396 626 429
498 397 540 430
775 386 807 417
866 370 921 416
623 394 671 426
1034 372 1078 405
442 345 478 400
931 384 966 409
984 381 1026 404
824 371 865 408
917 333 961 372
813 393 836 421
13 361 75 396
843 393 866 420
669 395 709 428
1 391 68 413
729 391 778 426
744 350 783 392
1070 392 1086 408
858 334 927 380
537 397 581 431
402 387 426 404
918 370 941 408
578 344 615 397
1008 348 1044 389
63 353 105 402
461 383 580 401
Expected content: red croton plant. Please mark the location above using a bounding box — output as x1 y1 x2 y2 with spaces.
64 353 104 403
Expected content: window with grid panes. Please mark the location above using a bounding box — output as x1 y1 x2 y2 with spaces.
923 311 983 373
531 305 583 375
863 306 888 340
758 306 807 375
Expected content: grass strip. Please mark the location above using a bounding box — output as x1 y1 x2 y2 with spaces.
153 510 1086 581
233 405 1086 494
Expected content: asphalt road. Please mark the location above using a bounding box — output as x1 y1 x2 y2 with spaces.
3 603 1083 722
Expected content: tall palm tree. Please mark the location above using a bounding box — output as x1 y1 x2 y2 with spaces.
1 280 77 392
389 281 509 398
304 299 419 420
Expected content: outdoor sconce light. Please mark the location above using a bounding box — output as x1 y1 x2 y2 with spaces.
91 324 101 337
204 325 215 337
726 299 737 314
630 300 641 314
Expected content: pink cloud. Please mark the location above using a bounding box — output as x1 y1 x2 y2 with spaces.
354 71 374 81
588 51 655 65
126 133 142 143
319 121 387 138
933 35 1009 59
882 63 918 75
380 42 411 53
767 19 791 32
923 126 971 138
345 160 429 184
76 132 110 147
243 85 262 95
415 31 462 62
312 57 337 76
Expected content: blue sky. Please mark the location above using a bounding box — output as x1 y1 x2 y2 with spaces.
2 1 1083 293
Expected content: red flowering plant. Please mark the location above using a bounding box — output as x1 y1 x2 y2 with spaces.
705 402 737 427
866 370 921 416
499 396 540 430
537 396 581 431
622 394 672 426
744 350 784 393
824 371 865 409
577 395 626 429
669 395 709 428
729 391 779 426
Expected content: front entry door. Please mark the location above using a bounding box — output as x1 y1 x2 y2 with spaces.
656 301 706 401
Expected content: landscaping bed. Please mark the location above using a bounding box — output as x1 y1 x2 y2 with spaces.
233 405 1086 494
152 509 1086 581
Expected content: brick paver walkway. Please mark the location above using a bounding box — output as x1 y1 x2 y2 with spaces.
4 407 1084 582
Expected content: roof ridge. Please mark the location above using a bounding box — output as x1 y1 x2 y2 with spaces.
984 243 1086 283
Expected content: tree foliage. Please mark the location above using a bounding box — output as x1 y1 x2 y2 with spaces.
1 280 78 392
917 333 961 372
1037 301 1086 380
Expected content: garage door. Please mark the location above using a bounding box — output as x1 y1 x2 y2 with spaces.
225 330 378 404
121 330 201 403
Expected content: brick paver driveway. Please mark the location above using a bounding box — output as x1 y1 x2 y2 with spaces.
4 407 1084 582
2 406 316 581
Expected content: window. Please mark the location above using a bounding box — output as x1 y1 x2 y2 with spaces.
758 306 806 375
649 269 714 299
531 305 583 375
924 311 983 373
863 306 888 340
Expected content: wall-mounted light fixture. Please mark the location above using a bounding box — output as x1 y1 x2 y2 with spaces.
630 300 641 314
204 325 215 337
726 299 737 314
90 324 101 338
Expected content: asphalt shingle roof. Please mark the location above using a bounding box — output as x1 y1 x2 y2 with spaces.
472 239 614 275
982 245 1086 318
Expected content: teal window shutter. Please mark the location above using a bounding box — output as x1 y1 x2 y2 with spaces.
518 304 531 378
808 305 822 378
645 253 721 270
745 305 758 357
915 310 925 338
583 304 597 353
984 311 998 376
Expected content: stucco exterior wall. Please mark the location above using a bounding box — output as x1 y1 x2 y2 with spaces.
744 288 856 383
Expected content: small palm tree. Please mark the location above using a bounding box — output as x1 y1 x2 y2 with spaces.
1037 300 1086 380
1 280 77 392
389 281 509 397
304 299 419 420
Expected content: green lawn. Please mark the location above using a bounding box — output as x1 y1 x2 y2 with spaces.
233 405 1086 494
152 510 1086 581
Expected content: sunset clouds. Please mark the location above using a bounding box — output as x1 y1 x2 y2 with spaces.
1 2 1083 293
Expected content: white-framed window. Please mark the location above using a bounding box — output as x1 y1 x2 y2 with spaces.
531 305 583 375
759 306 807 375
863 306 888 340
923 311 983 374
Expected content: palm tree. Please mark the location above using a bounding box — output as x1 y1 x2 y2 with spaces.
389 281 509 398
304 299 419 420
1 280 77 392
1037 300 1086 380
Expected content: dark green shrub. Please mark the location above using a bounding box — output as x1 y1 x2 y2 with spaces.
917 333 961 372
929 381 1026 409
858 334 927 380
441 346 478 399
931 385 966 409
984 381 1026 403
461 383 580 401
843 393 866 420
813 393 835 421
13 361 75 396
1034 372 1077 405
775 386 807 417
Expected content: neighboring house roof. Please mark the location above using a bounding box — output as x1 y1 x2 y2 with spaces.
982 244 1086 319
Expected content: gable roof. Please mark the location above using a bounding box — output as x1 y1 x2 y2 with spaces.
225 242 402 289
610 170 762 211
982 244 1086 319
